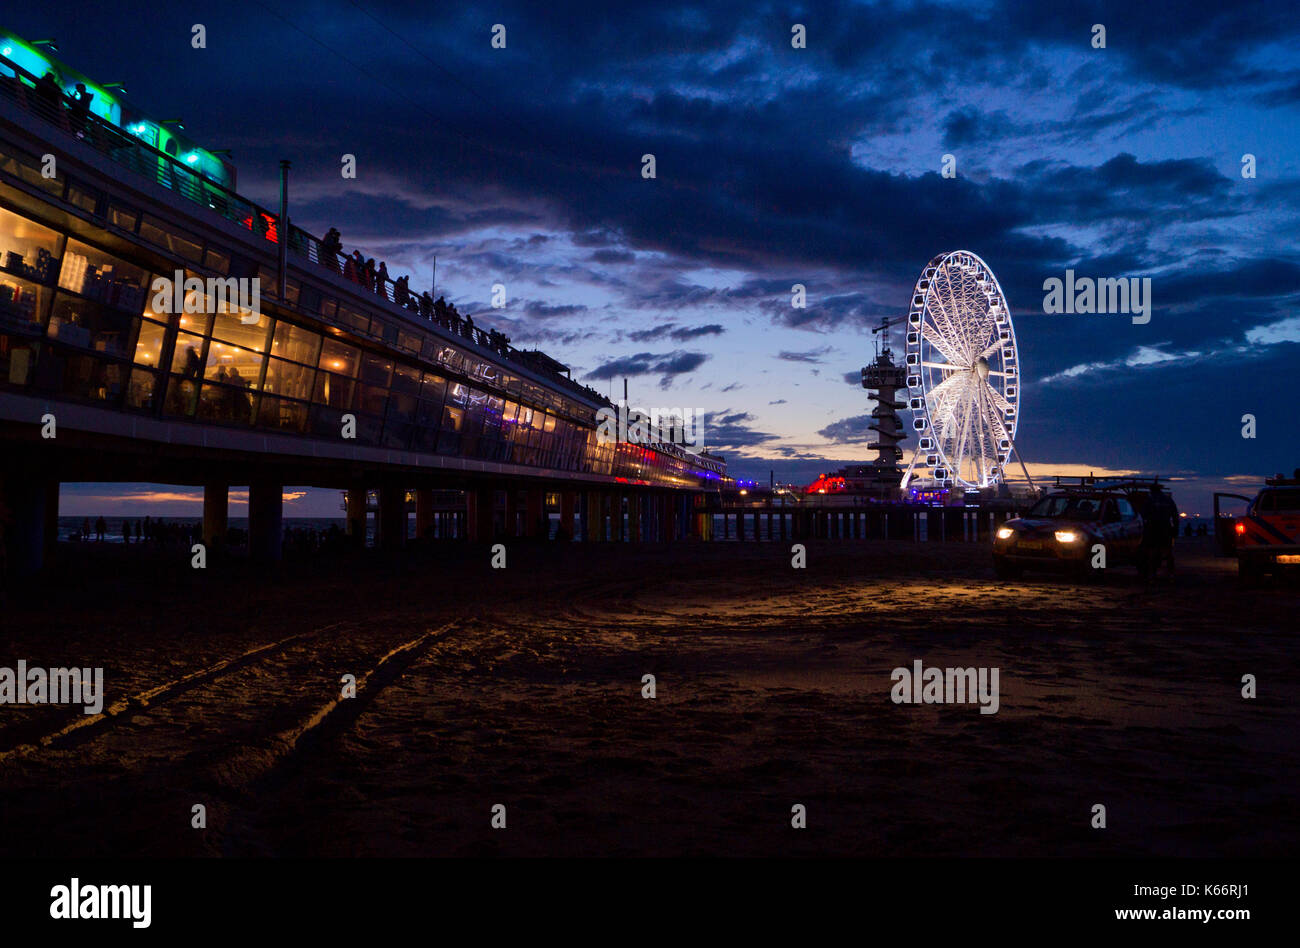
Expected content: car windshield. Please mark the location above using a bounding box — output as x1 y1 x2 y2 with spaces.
1028 495 1104 520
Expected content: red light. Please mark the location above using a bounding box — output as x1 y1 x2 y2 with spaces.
1234 522 1245 535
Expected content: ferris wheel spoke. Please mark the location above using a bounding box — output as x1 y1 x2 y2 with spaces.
936 266 974 359
952 379 978 480
927 374 967 426
922 288 964 356
921 316 966 366
926 372 966 402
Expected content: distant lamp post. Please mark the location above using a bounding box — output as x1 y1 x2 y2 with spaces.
160 118 184 131
102 82 128 94
31 38 59 52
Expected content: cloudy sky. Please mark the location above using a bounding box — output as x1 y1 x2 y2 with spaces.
16 1 1300 515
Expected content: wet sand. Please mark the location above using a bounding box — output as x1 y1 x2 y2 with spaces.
1 537 1296 857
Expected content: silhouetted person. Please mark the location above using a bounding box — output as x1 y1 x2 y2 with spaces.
82 516 91 540
1142 484 1178 579
95 516 106 542
419 290 433 318
394 275 410 306
70 83 93 135
321 227 342 273
183 345 202 379
36 72 62 117
227 366 252 420
375 261 390 299
122 519 131 544
364 258 376 291
463 313 474 339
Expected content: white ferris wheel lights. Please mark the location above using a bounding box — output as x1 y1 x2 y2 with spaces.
900 250 1030 491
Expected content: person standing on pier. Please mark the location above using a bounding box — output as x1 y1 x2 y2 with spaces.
376 261 390 300
320 228 342 274
70 83 93 136
122 519 131 545
95 516 106 542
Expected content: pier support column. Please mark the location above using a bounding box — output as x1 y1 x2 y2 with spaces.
466 486 496 543
559 491 575 540
203 484 228 546
525 488 545 538
415 488 434 540
628 494 642 542
44 484 59 553
248 481 283 562
378 485 407 550
3 474 53 575
504 488 520 538
346 486 368 548
584 491 603 542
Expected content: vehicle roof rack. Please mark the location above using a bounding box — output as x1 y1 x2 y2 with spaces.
1051 475 1170 492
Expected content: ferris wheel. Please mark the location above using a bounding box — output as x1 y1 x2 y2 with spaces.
901 251 1032 490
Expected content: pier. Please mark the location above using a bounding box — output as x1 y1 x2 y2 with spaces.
0 46 721 574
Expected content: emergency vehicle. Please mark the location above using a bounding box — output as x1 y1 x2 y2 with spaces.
1216 471 1300 583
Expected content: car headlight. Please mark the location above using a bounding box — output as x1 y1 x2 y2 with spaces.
1055 530 1080 543
996 527 1014 539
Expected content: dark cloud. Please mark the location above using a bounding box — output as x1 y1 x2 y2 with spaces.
591 249 635 264
628 322 727 343
670 323 725 340
776 347 833 364
817 415 875 443
585 350 709 381
702 410 777 451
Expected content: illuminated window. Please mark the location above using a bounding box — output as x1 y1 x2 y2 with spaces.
263 357 315 401
320 338 359 376
270 320 321 365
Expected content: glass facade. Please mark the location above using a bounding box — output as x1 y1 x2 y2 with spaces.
0 183 722 487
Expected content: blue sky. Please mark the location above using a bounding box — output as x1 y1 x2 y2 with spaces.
13 1 1299 516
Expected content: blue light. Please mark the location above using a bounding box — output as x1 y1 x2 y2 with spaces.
2 47 11 57
185 152 199 164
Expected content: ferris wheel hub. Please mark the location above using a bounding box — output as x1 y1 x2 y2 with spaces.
976 356 990 379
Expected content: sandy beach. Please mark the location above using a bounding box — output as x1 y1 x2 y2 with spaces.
1 536 1296 857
